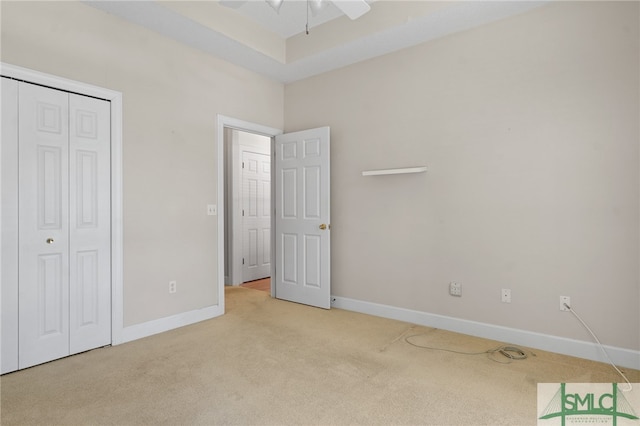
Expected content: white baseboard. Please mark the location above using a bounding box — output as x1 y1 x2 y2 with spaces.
118 305 223 344
331 296 640 370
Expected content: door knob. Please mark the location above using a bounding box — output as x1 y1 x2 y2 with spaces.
319 224 327 230
46 238 54 244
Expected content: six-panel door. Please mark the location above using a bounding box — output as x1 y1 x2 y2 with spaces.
275 127 330 309
242 151 271 282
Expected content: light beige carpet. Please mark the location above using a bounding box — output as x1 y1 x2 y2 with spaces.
1 287 638 425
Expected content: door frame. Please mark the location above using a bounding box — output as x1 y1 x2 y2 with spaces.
217 115 281 300
0 63 125 344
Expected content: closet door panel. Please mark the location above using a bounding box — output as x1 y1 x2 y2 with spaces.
69 93 112 353
18 82 70 370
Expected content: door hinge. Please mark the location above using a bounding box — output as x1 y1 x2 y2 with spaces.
242 162 245 168
242 209 245 216
242 258 245 265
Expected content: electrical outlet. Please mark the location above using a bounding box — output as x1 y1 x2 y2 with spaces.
501 288 511 303
169 281 177 294
207 204 217 216
449 282 461 297
560 296 571 311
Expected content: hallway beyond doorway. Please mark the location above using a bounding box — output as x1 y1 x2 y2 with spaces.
240 278 270 293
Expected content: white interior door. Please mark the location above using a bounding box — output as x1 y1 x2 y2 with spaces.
274 127 330 309
242 151 271 282
18 82 71 369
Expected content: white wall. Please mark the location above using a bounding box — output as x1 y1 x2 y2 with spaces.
1 1 284 327
285 1 639 351
2 0 637 360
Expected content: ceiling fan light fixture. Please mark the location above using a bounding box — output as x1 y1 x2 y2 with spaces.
265 0 284 14
308 0 329 17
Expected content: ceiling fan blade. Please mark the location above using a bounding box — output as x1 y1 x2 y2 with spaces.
331 0 370 20
219 1 248 9
265 0 284 14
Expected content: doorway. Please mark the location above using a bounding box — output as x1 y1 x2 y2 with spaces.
224 128 272 287
216 116 331 310
217 115 281 303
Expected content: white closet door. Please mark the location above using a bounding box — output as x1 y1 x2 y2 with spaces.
2 78 112 373
18 82 71 369
69 93 111 353
1 77 20 374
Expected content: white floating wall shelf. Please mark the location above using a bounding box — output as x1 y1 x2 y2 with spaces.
362 166 427 176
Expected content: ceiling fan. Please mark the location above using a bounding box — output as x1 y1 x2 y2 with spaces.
219 0 371 21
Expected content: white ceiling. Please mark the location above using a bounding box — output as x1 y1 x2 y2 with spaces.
86 1 548 84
